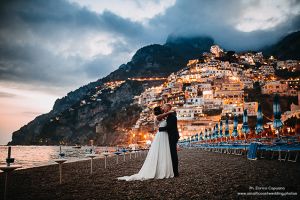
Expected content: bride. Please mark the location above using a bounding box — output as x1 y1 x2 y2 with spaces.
117 106 174 181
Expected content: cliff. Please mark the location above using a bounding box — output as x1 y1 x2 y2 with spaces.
9 36 214 145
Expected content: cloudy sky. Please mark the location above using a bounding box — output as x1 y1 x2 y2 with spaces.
0 0 299 144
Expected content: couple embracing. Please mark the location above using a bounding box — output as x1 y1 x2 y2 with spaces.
118 104 180 181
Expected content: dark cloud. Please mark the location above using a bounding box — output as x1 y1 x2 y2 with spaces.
0 0 299 94
149 0 300 50
0 0 145 41
0 42 82 86
0 0 145 92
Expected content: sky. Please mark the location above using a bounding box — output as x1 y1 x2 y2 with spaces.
0 0 299 144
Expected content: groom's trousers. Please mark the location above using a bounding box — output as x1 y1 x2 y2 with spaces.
169 138 179 176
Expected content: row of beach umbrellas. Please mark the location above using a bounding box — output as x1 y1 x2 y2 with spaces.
181 94 283 143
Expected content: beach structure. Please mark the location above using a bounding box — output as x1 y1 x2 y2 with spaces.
208 129 212 142
232 115 238 138
215 123 219 141
53 145 67 184
204 129 208 143
102 150 110 169
199 132 203 142
113 148 122 164
225 118 230 139
86 153 97 174
0 146 22 200
212 126 216 142
242 109 250 141
59 145 65 158
53 158 67 184
273 94 283 139
128 149 133 159
122 148 128 161
219 121 223 141
255 104 264 136
225 117 230 137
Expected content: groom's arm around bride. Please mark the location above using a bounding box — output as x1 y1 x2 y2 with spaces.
159 104 180 177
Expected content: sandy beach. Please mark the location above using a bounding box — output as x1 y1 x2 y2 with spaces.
1 148 299 200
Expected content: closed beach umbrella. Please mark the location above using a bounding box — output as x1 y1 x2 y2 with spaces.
225 118 230 137
273 94 283 129
215 123 219 138
212 126 216 139
204 129 208 141
242 109 250 135
208 129 212 140
232 115 238 137
210 128 213 140
200 131 203 141
206 129 210 140
219 121 223 138
255 104 264 134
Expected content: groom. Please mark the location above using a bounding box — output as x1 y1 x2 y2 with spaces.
159 103 180 177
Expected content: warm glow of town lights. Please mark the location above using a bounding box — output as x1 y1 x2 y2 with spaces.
128 77 167 81
127 45 300 144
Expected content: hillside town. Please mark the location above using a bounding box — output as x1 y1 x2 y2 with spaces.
130 45 300 144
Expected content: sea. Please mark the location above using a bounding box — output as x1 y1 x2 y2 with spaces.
0 145 117 169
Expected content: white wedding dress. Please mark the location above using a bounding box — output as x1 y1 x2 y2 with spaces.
117 119 174 181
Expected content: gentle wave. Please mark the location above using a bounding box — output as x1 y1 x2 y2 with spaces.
0 145 116 169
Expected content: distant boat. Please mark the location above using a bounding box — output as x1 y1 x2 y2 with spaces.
72 145 82 149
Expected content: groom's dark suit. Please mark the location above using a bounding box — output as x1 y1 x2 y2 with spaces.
159 112 179 176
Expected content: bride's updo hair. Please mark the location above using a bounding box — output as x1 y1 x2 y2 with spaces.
153 106 163 116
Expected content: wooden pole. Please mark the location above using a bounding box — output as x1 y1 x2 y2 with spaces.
59 164 62 184
4 172 8 200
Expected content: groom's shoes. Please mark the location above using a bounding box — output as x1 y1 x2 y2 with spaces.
174 173 179 177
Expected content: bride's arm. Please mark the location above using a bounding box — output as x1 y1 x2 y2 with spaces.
156 111 174 121
153 118 159 132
